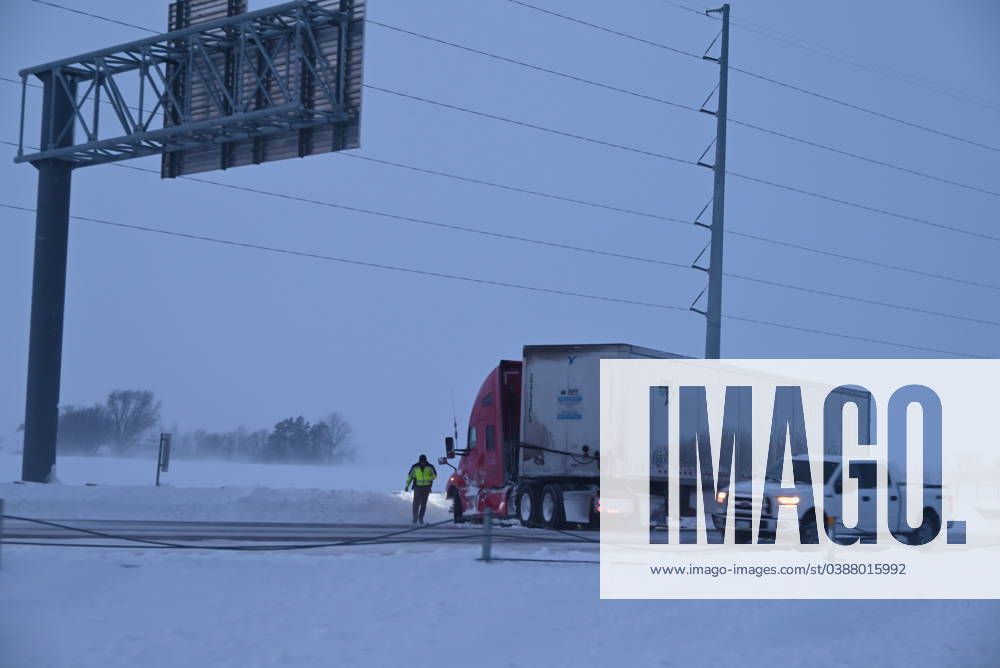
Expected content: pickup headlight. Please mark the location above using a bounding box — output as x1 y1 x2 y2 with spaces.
716 491 728 504
776 495 800 505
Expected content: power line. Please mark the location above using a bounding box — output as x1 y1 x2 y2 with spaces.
366 20 699 114
728 118 1000 199
655 0 1000 113
27 0 158 33
501 0 1000 154
339 151 1000 292
654 0 709 20
1 514 493 550
0 201 690 312
5 132 998 297
727 271 1000 328
110 161 694 269
728 170 1000 243
729 66 1000 154
502 0 703 61
364 84 696 169
102 155 1000 329
365 22 999 198
728 229 1000 293
1 202 985 358
365 83 1000 243
339 153 693 226
730 25 1000 113
722 313 985 359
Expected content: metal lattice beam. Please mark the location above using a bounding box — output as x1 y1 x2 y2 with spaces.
16 0 354 168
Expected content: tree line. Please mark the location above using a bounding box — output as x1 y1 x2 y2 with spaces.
56 389 354 464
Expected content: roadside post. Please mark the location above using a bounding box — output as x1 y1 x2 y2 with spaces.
480 508 493 562
155 433 172 487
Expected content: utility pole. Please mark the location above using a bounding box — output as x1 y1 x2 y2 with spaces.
704 4 730 359
21 71 76 482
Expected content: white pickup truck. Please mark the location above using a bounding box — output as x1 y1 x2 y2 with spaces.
711 455 943 544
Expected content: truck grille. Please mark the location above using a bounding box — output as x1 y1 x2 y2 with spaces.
732 495 770 517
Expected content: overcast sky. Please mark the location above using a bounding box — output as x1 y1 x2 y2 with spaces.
1 0 998 468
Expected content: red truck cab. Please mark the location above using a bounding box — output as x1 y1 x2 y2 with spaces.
445 360 521 519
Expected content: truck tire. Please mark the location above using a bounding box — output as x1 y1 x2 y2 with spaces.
448 488 464 522
589 498 600 529
910 509 940 545
540 485 565 529
799 512 821 544
799 511 834 544
516 485 538 526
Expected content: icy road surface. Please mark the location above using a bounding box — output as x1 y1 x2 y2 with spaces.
2 517 594 547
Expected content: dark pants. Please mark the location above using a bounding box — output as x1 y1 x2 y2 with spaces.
412 485 432 523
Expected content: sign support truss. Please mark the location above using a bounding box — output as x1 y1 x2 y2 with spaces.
16 0 352 169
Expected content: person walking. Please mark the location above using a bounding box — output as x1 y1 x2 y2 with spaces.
405 454 437 524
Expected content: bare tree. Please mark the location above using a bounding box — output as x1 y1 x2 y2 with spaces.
324 412 354 463
106 390 161 451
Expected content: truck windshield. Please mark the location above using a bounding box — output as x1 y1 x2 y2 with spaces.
765 460 839 483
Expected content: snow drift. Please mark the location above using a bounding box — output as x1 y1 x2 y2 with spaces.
0 482 449 524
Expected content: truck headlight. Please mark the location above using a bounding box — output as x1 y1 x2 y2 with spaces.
776 495 800 505
716 491 728 504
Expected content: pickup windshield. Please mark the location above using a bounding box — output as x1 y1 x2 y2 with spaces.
765 460 839 484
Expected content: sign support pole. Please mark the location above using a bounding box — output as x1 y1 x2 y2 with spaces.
22 72 75 483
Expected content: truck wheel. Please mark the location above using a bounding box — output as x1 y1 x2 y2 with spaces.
910 510 941 545
449 488 463 522
540 485 565 529
799 513 820 544
516 486 538 526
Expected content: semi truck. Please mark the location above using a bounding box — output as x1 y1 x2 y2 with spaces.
440 343 684 527
441 346 884 530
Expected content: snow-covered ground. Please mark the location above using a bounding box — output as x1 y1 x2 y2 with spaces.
2 544 998 668
0 453 450 523
3 453 999 666
0 480 450 524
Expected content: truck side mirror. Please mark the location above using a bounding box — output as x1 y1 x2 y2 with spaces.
438 457 448 465
445 436 455 459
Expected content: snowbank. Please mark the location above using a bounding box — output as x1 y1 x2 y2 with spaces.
0 481 449 523
0 453 453 523
0 453 406 491
2 545 998 667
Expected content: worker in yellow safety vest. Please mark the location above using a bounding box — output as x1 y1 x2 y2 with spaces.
405 454 437 524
